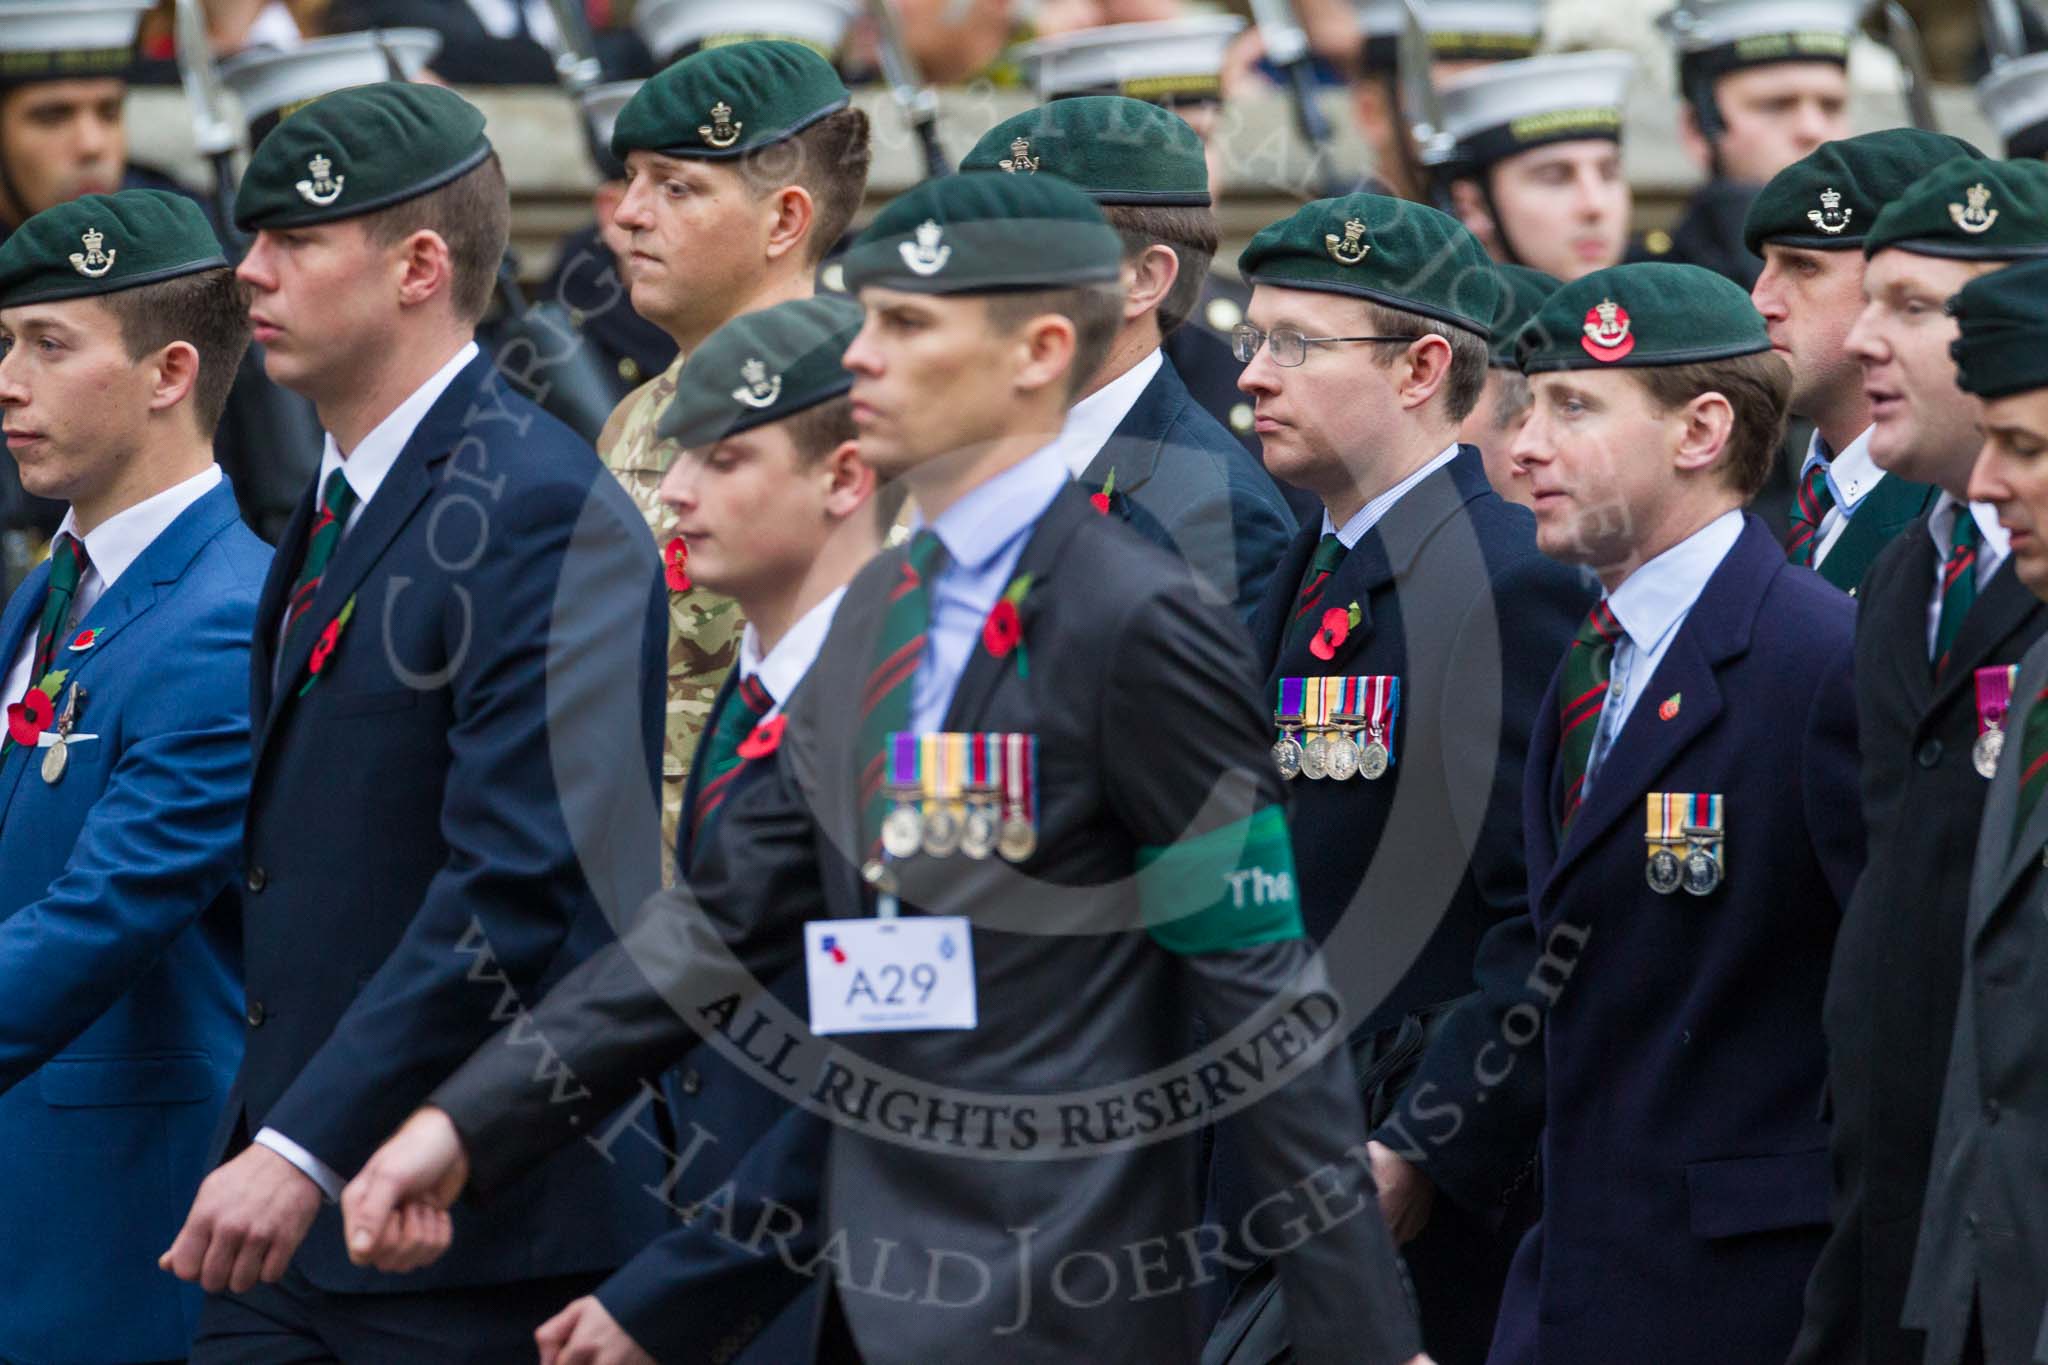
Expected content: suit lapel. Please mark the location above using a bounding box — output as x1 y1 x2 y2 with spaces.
0 561 50 816
1877 519 1939 717
1819 474 1935 594
941 486 1093 735
252 479 321 731
1076 359 1174 500
677 669 742 877
1254 526 1318 677
1927 561 2042 720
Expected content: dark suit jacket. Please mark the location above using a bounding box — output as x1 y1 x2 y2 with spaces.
1903 630 2048 1365
226 350 672 1293
1814 472 1939 597
1791 523 2048 1365
1079 355 1294 624
434 483 1425 1365
1486 516 1864 1365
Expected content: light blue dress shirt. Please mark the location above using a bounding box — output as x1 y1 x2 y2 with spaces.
907 439 1076 735
1580 509 1745 800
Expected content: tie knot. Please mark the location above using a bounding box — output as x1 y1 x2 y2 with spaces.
1310 533 1347 575
736 673 774 719
321 468 359 522
1575 599 1622 650
906 529 948 581
46 533 87 593
1950 508 1982 555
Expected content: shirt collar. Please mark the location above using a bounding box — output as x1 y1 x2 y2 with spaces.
53 464 223 592
1322 442 1461 548
1929 491 2013 564
1803 425 1883 512
922 437 1074 573
1057 348 1163 479
319 341 480 508
739 585 848 707
1603 508 1745 652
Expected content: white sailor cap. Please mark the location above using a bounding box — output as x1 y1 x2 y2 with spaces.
1979 54 2048 162
1353 0 1543 75
1011 16 1245 106
1659 0 1860 84
1439 50 1637 170
219 28 441 144
0 0 151 86
635 0 860 64
578 79 643 177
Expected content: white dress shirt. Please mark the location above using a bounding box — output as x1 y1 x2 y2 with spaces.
2 465 223 707
1924 493 2011 659
1057 348 1163 479
1800 426 1884 567
737 586 848 718
1321 443 1462 548
1581 509 1745 800
255 342 479 1201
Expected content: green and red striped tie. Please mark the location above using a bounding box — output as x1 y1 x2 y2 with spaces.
1556 599 1624 833
858 531 947 857
2012 683 2048 846
1785 462 1834 568
1934 512 1981 677
1287 533 1349 650
285 469 359 658
690 673 775 845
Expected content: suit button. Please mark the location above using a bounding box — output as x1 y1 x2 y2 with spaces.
679 1069 702 1096
246 1000 267 1028
1985 1099 2002 1124
245 865 268 893
1917 739 1943 769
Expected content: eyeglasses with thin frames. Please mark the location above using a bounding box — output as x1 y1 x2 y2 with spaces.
1231 323 1422 367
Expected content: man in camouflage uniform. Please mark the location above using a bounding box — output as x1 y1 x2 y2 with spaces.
594 40 872 877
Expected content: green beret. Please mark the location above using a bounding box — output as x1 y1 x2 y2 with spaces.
234 82 491 232
1743 130 1984 255
611 41 849 162
839 172 1123 296
1863 155 2048 262
0 190 227 310
1237 193 1500 338
658 294 862 447
1515 262 1768 373
1488 263 1559 366
1950 258 2048 399
959 98 1209 207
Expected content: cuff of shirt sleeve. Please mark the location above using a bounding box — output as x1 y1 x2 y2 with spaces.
254 1126 345 1203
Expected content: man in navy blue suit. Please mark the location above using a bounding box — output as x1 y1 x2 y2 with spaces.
1470 261 1864 1363
960 97 1296 622
1213 194 1590 1364
0 188 268 1363
157 82 672 1360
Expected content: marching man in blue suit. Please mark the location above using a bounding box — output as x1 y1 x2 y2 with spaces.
1425 261 1867 1365
0 189 268 1361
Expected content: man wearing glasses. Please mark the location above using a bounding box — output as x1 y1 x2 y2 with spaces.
1211 193 1589 1364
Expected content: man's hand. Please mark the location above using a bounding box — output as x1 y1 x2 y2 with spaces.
1366 1139 1437 1246
536 1295 656 1365
159 1143 323 1293
339 1106 469 1272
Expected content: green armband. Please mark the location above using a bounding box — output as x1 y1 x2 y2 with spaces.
1137 805 1304 955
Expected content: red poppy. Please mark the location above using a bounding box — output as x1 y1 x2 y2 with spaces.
983 599 1023 658
1309 606 1351 662
1090 490 1112 515
664 537 691 592
68 628 97 651
309 617 344 676
737 714 786 759
6 687 53 746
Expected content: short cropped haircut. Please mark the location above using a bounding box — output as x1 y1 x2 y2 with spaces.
358 152 511 323
1101 202 1220 336
1358 300 1490 422
1628 350 1792 500
1489 365 1533 432
98 266 252 436
734 108 873 267
785 392 907 531
982 284 1125 400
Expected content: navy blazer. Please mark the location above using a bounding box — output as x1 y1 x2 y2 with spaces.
1488 515 1865 1365
0 480 264 1363
227 351 672 1294
1079 355 1295 624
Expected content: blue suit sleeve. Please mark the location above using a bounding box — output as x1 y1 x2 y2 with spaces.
0 586 253 1095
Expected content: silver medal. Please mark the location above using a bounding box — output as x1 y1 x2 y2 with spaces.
1273 734 1303 780
961 804 999 860
922 805 961 858
40 739 66 784
1359 740 1390 781
1325 733 1360 781
1646 847 1682 895
1300 734 1330 780
997 814 1037 862
881 803 924 859
1974 726 2004 780
1681 845 1723 896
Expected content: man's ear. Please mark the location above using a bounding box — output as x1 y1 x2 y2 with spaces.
394 228 458 311
1676 102 1713 177
1672 390 1736 475
1449 178 1497 257
1012 312 1079 399
821 437 872 519
147 339 201 417
763 185 818 265
1123 244 1180 324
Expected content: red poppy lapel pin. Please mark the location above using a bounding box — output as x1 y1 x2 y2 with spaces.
982 572 1036 678
299 594 358 698
1089 467 1118 516
1309 602 1363 662
3 668 65 750
737 714 786 759
67 628 97 652
664 536 691 593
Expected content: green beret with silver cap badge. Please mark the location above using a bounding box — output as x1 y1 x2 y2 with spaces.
0 0 149 90
1237 192 1501 337
1741 129 1984 255
233 81 491 232
0 189 227 309
1515 261 1769 372
611 40 849 162
659 294 862 447
1862 155 2048 262
960 98 1209 206
838 172 1123 296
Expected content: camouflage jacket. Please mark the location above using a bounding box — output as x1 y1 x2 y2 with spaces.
599 353 743 886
